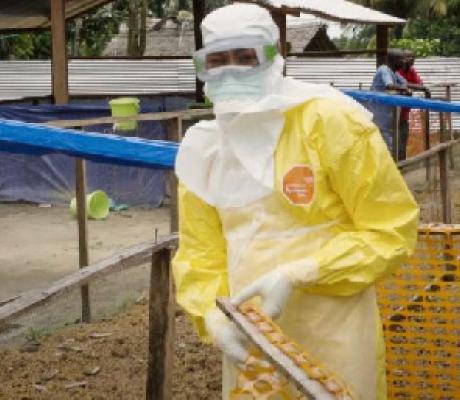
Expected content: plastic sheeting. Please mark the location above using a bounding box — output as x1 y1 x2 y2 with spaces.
345 89 460 113
0 119 178 169
1 91 458 206
0 97 188 206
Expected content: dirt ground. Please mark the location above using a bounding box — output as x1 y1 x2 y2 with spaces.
0 203 222 399
0 150 459 399
0 204 170 299
0 304 221 400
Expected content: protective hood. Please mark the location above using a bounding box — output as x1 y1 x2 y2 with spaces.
201 4 279 45
176 3 371 208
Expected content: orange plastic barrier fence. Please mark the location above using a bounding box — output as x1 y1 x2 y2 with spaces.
378 224 460 400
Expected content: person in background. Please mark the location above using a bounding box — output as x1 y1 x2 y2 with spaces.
396 49 431 160
369 48 411 153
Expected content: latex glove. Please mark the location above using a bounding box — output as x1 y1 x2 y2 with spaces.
205 308 249 365
232 259 318 319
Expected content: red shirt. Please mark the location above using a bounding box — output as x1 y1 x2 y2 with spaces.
397 67 423 121
398 67 423 85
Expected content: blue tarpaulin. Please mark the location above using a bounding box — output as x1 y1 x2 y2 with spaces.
1 91 458 206
0 97 188 206
345 90 460 113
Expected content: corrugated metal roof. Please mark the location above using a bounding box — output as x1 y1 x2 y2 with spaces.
0 0 112 31
252 0 405 25
0 57 458 129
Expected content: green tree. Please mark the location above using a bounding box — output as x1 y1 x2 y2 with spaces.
0 1 126 59
350 0 449 38
351 0 448 18
337 0 460 55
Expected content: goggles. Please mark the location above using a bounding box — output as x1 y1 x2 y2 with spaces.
193 35 278 82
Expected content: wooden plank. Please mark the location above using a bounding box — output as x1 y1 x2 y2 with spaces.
46 109 213 129
0 236 178 328
50 0 69 104
236 0 301 16
398 138 460 169
146 249 175 400
75 158 91 323
166 117 181 233
217 298 334 400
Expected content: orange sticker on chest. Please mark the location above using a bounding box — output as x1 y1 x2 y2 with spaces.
282 165 315 205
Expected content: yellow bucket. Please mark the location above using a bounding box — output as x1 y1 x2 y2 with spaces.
69 190 109 220
109 97 140 131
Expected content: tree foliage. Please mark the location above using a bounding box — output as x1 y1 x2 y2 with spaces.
0 1 126 59
0 0 232 59
337 0 460 56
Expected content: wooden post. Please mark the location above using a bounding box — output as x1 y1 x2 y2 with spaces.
75 158 91 323
424 92 431 182
50 0 69 104
445 85 455 169
146 249 175 400
439 111 447 143
376 25 389 67
392 106 400 161
439 149 452 224
51 0 88 321
166 117 182 233
438 110 452 223
271 9 287 75
192 0 205 103
446 85 453 137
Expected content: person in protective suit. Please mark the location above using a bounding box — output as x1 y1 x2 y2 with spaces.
173 4 419 399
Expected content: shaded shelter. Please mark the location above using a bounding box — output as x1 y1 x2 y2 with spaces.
0 0 115 104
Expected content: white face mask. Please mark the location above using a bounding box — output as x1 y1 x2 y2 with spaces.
205 72 266 114
205 55 284 115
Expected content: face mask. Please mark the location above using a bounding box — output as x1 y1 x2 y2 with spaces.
205 71 266 103
205 55 284 115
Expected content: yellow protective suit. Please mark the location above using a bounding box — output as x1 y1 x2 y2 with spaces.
173 97 419 399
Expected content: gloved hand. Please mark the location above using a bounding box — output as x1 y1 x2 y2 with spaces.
205 308 249 365
231 259 318 319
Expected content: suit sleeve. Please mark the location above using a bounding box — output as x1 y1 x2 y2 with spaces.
305 102 419 296
172 184 229 341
